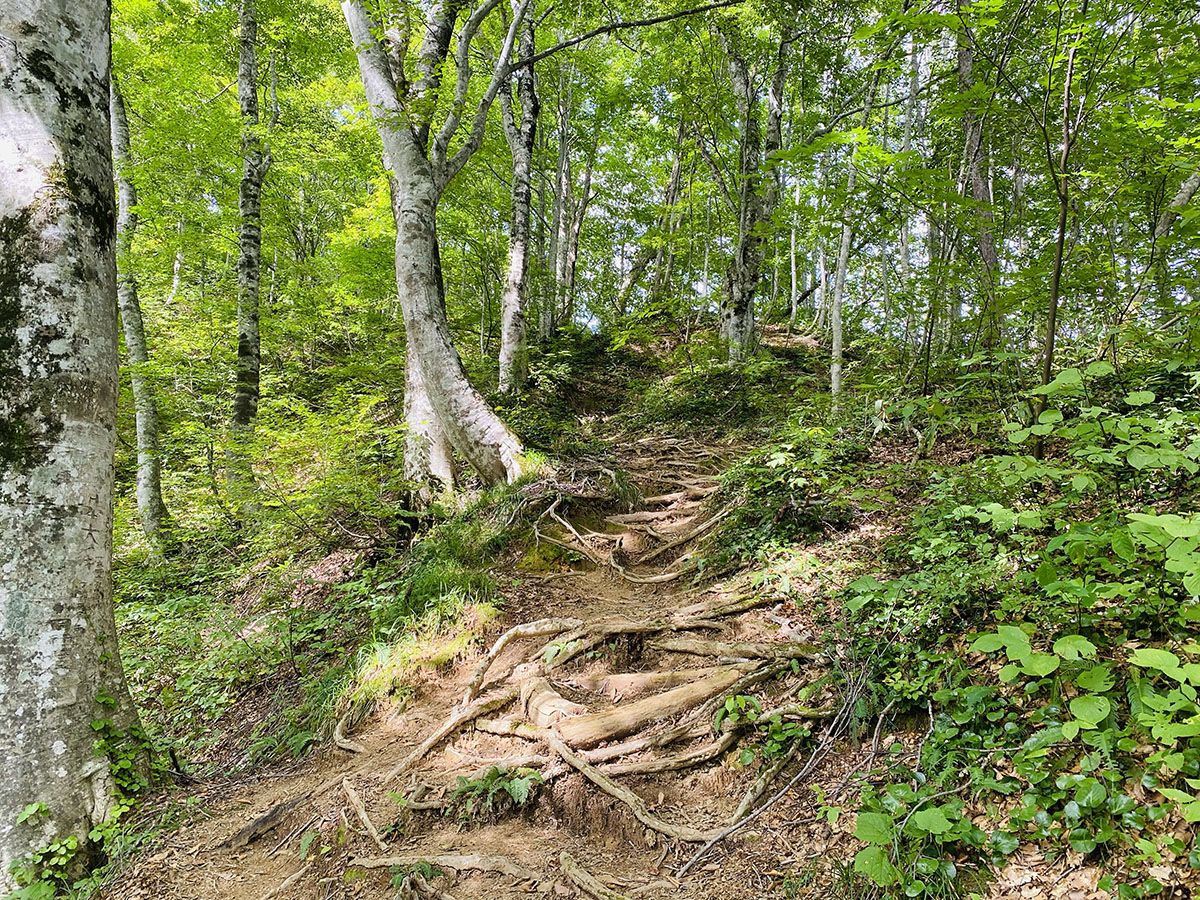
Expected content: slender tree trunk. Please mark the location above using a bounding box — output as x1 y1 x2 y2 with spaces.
544 74 571 341
1 5 146 885
110 80 171 543
788 177 801 331
1034 0 1089 456
498 8 539 394
831 69 884 403
958 1 1000 346
166 220 184 304
343 1 525 485
229 0 271 505
561 134 597 322
718 27 788 361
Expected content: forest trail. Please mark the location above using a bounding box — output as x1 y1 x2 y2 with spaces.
106 435 855 900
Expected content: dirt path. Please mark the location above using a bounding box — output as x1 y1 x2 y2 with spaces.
104 438 846 900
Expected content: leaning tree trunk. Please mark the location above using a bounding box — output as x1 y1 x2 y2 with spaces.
110 79 171 543
228 0 271 505
1 4 146 887
498 8 539 395
343 0 525 485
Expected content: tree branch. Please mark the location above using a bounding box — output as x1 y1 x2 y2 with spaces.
431 0 506 166
506 0 745 74
438 0 533 189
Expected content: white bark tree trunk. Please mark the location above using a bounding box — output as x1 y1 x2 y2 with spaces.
1 4 145 886
110 79 171 544
343 0 526 485
498 8 538 394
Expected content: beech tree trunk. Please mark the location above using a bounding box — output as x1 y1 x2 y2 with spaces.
498 9 539 395
229 0 270 503
716 26 788 361
110 79 171 544
1 3 145 886
343 0 526 485
544 74 572 341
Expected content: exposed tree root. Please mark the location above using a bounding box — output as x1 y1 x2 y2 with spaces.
650 635 819 661
580 721 710 765
606 548 683 584
523 677 587 727
474 717 548 740
598 731 739 776
637 509 730 564
556 666 752 748
565 666 732 700
559 851 629 900
465 617 583 702
642 485 717 505
259 862 312 900
606 508 695 525
731 740 801 823
342 777 387 851
334 712 367 754
219 796 306 850
385 685 520 782
547 732 722 843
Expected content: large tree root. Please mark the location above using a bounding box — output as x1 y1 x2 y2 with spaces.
385 685 520 782
559 851 629 900
565 665 732 700
547 732 722 843
556 666 752 748
465 617 583 702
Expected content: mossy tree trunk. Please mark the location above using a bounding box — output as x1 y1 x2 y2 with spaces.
0 2 146 887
